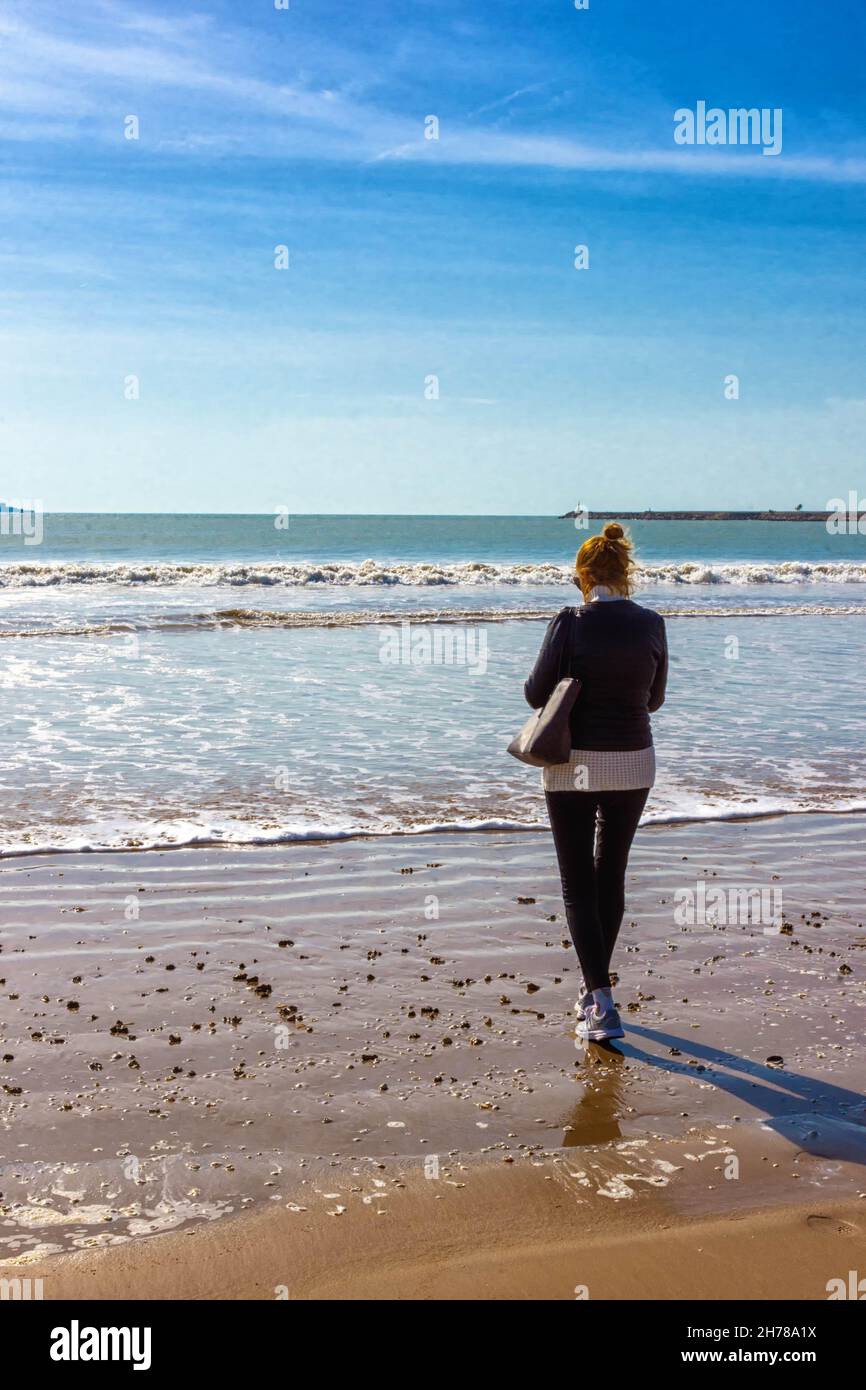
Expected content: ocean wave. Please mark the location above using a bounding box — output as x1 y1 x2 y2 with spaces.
1 558 866 589
1 602 865 639
3 801 866 859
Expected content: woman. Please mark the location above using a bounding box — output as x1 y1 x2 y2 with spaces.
524 523 667 1043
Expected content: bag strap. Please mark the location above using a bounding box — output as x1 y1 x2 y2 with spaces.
556 607 577 683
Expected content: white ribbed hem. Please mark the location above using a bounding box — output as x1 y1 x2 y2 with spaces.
542 746 656 793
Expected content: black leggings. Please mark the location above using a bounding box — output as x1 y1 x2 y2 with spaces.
545 787 649 992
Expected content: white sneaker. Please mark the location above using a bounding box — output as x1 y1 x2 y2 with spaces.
576 1002 625 1042
573 989 593 1022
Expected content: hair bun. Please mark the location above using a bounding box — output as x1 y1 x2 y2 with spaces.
602 522 624 541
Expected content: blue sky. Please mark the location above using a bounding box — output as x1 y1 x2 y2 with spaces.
2 0 865 513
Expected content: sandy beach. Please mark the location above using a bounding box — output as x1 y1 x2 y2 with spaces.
1 812 864 1298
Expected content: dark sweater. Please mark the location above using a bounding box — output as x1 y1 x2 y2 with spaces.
524 600 668 751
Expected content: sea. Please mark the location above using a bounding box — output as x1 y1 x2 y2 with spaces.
0 514 864 856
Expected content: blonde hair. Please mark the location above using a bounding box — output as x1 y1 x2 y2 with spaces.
575 522 635 599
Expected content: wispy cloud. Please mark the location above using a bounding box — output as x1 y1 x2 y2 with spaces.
375 129 866 185
0 3 386 137
464 83 551 120
1 2 864 185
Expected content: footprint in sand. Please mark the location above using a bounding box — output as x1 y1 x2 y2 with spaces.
805 1214 860 1235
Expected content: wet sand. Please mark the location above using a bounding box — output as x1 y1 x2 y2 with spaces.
6 1160 866 1301
1 813 864 1297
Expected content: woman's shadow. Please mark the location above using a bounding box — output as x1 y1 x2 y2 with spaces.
563 1025 866 1164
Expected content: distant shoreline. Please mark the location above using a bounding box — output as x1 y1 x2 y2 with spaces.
558 510 852 522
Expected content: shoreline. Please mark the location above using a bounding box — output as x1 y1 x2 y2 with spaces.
6 1166 865 1301
3 801 866 864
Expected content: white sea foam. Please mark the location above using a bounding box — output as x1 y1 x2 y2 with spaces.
3 800 866 859
1 558 866 588
3 602 865 639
